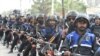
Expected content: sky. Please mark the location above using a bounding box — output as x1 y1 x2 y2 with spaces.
0 0 33 14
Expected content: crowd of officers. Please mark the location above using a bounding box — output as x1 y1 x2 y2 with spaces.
0 11 100 56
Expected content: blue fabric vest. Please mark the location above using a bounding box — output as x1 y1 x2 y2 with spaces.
66 31 95 49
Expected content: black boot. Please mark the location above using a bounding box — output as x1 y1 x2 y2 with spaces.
8 50 13 53
17 53 20 56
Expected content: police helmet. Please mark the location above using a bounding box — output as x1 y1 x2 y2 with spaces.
95 14 100 20
46 16 58 23
46 16 58 27
74 13 90 28
67 11 78 17
65 11 78 21
36 15 44 25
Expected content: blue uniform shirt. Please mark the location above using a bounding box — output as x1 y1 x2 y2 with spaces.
41 27 56 41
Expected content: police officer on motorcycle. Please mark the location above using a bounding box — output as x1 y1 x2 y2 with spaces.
63 14 100 56
65 11 78 33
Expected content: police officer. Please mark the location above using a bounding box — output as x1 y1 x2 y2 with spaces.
0 15 3 24
7 15 16 29
90 15 100 47
65 11 78 33
90 15 100 37
20 15 45 56
12 16 24 30
36 15 45 32
9 30 20 53
17 31 28 56
63 14 100 56
26 16 60 56
41 16 59 43
4 29 13 48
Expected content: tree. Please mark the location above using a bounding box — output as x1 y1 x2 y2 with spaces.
31 0 51 15
30 0 86 15
55 0 86 13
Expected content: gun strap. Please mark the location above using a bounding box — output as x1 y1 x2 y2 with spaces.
49 32 59 43
73 33 87 53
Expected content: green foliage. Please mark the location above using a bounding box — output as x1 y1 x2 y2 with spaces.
31 0 51 14
55 0 86 13
30 0 86 15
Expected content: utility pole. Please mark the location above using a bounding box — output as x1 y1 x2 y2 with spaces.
62 0 65 19
51 0 54 15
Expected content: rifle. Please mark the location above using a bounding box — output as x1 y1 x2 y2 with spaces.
57 0 65 52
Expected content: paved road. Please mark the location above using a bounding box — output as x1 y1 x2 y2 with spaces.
0 42 19 56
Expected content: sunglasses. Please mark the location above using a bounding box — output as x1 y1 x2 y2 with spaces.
67 16 75 21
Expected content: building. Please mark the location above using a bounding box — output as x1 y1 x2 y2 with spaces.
84 0 100 14
84 0 100 7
